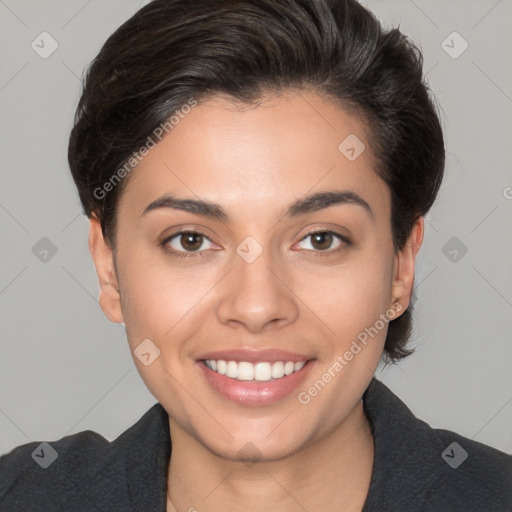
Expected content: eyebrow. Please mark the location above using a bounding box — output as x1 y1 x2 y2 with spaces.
141 190 374 222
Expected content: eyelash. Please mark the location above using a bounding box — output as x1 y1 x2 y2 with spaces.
159 229 352 259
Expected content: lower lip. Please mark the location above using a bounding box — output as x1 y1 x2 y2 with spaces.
197 360 315 406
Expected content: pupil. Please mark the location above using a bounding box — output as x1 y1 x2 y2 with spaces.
182 233 202 251
312 232 332 250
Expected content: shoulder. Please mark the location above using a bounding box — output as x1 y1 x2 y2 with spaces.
425 425 512 509
0 430 110 511
0 403 170 511
363 378 512 511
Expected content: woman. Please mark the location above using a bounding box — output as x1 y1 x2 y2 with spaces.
1 0 511 510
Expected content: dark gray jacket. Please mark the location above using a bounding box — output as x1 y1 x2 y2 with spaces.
1 378 511 511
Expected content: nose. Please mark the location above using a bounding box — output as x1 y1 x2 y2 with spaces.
215 244 299 333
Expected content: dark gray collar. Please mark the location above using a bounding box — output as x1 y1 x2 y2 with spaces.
112 377 437 511
2 377 510 510
87 377 511 511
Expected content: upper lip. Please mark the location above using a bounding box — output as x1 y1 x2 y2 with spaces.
196 348 312 364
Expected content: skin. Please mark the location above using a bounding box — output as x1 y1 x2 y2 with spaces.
89 90 423 511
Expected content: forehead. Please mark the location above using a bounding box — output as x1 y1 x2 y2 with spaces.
117 91 390 222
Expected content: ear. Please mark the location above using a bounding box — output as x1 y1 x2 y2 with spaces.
390 217 424 312
88 216 124 324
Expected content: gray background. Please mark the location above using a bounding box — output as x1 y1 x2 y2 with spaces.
0 0 511 457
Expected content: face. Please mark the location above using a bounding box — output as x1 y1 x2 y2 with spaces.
89 90 421 462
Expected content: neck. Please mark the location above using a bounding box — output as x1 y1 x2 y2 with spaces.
166 399 374 512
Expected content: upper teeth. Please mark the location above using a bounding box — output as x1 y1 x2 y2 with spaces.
204 360 306 381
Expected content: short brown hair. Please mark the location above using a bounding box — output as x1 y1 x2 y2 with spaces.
68 0 445 362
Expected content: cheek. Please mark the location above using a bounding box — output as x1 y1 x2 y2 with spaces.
116 257 209 408
116 250 205 350
294 252 394 351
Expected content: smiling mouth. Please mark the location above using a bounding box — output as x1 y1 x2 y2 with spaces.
198 353 315 405
203 359 307 382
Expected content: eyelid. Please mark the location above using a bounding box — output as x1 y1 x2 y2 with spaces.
160 226 352 258
293 228 351 253
161 229 218 256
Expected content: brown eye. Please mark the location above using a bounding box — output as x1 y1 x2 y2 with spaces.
296 230 350 253
179 232 204 251
310 232 334 251
163 231 215 255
